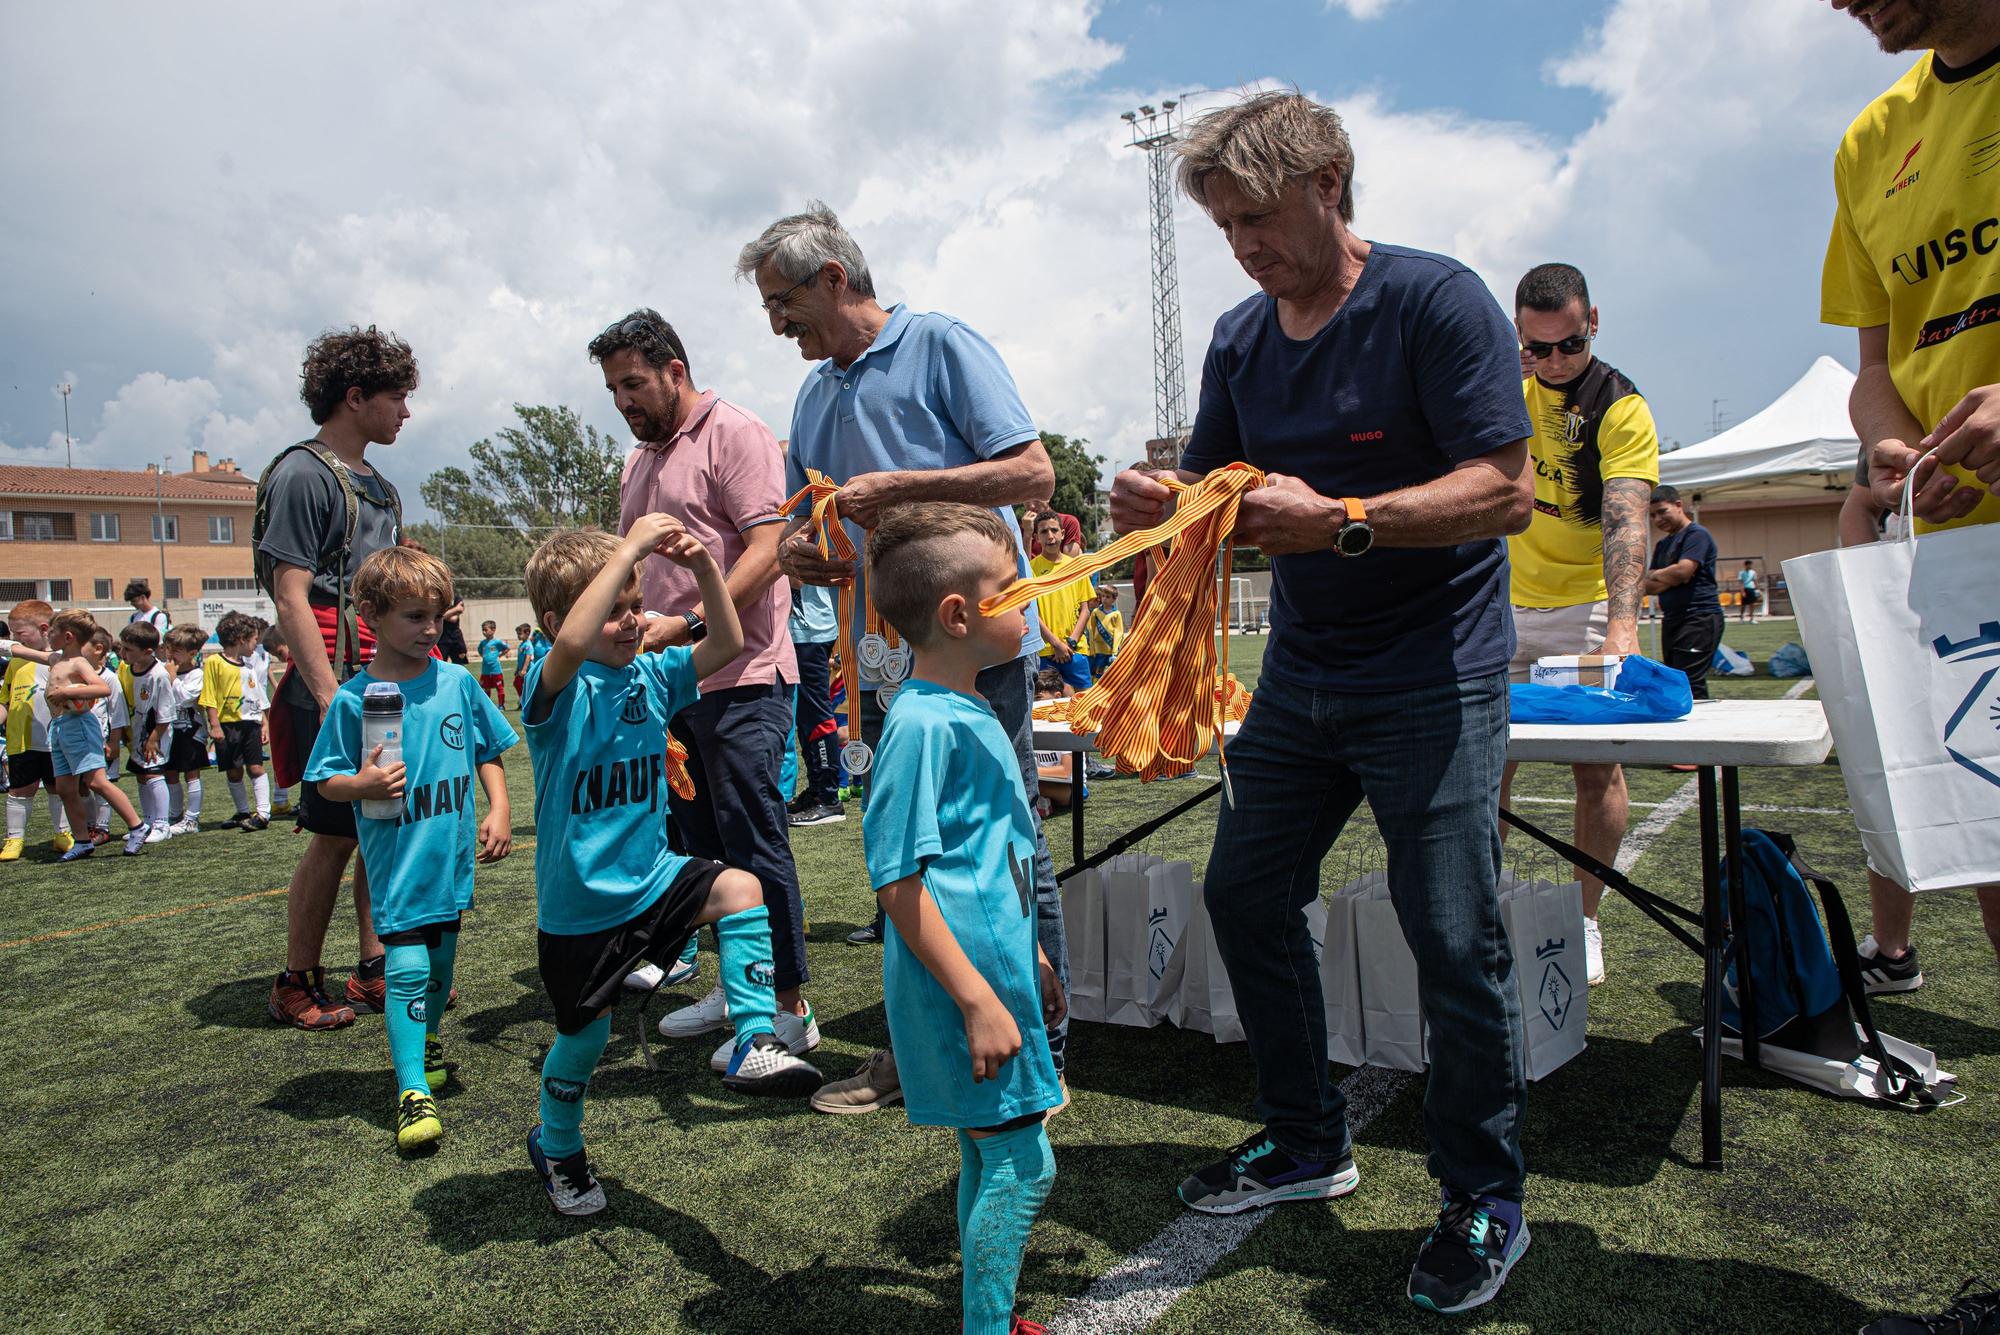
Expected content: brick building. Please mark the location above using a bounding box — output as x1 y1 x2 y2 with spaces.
0 451 258 612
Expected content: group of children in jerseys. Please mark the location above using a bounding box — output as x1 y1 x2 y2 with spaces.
6 499 1061 1331
2 600 285 861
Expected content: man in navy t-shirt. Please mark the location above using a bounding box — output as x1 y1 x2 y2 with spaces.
1110 91 1535 1315
1643 484 1724 699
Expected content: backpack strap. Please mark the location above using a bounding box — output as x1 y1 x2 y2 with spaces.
1773 834 1937 1107
1498 807 1704 954
256 441 368 679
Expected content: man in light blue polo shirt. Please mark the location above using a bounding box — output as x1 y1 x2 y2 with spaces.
736 200 1070 1115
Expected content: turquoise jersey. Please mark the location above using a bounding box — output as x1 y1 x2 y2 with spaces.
304 660 517 934
863 677 1059 1128
523 647 700 935
477 637 505 674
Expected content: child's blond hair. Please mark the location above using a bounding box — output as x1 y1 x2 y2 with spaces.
49 609 99 647
526 529 625 629
352 546 454 618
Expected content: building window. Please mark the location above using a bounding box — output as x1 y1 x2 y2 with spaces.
94 578 114 601
90 513 121 542
151 513 179 543
0 512 11 540
0 580 34 601
13 511 75 542
201 577 260 593
162 578 182 599
208 515 234 544
47 580 71 602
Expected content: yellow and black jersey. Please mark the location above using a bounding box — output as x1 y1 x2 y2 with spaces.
1823 46 2000 533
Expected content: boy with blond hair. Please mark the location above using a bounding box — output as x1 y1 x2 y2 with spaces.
306 546 516 1151
42 610 150 859
200 611 274 831
2 599 73 859
117 621 176 841
161 624 210 834
864 502 1065 1335
519 518 821 1216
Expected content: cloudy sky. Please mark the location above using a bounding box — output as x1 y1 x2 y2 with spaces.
0 0 1912 511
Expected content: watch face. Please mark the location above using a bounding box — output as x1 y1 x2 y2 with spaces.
1337 522 1373 556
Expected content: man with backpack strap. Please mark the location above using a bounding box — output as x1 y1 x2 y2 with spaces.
257 326 414 1031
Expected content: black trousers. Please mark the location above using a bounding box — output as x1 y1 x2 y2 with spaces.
1663 610 1725 700
791 640 840 804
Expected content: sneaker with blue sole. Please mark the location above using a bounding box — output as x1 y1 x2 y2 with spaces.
1177 1133 1360 1215
1407 1187 1530 1314
526 1125 606 1216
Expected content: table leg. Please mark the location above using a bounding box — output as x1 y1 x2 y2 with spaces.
1071 751 1086 870
1723 767 1759 1071
1698 765 1725 1169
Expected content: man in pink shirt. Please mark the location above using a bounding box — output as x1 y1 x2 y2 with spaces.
592 309 818 1068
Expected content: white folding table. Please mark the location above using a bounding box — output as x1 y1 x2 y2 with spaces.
1035 698 1834 1168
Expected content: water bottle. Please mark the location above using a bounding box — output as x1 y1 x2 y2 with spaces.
359 682 405 822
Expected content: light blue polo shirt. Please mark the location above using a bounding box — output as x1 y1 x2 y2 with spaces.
304 661 518 935
789 582 838 646
784 304 1044 659
863 677 1059 1128
522 647 701 936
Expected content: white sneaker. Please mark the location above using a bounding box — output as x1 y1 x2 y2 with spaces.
720 1033 824 1097
658 983 730 1038
624 962 665 991
1584 917 1606 986
167 817 200 836
709 1003 821 1072
122 824 150 855
527 1126 605 1217
144 823 173 844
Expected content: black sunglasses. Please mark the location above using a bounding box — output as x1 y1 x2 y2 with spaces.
1521 333 1590 359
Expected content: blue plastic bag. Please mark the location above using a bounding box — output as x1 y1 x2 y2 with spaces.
1509 653 1695 724
1769 642 1811 679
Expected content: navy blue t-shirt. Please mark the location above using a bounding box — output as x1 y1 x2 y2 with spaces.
1650 522 1721 617
1182 244 1533 693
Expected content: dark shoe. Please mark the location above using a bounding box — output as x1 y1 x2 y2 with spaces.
267 969 356 1030
1178 1132 1358 1215
240 814 270 832
1860 1276 2000 1334
1857 935 1924 995
220 811 250 830
345 957 387 1013
1407 1188 1530 1314
845 923 881 946
788 801 847 828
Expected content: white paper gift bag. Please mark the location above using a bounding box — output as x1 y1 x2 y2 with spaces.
1500 876 1588 1080
1785 516 2000 891
1174 884 1237 1040
1059 868 1107 1024
1353 879 1426 1072
1321 873 1380 1067
1142 858 1195 1023
1103 854 1168 1027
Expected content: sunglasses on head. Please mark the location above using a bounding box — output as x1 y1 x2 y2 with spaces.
601 314 686 364
1522 333 1590 359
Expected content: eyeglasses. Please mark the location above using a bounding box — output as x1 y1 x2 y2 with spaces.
1521 332 1591 359
759 272 818 317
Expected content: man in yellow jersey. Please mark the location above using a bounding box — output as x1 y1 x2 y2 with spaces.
1502 262 1659 987
1823 0 2000 993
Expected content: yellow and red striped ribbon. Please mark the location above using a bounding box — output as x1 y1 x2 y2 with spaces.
782 468 866 747
982 462 1265 785
665 735 695 800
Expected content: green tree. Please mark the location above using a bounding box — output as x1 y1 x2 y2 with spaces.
415 404 626 597
1040 431 1106 541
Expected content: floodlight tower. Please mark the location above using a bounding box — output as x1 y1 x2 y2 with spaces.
1124 101 1189 457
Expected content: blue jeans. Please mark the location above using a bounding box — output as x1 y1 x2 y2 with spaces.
1205 670 1525 1200
861 656 1069 1073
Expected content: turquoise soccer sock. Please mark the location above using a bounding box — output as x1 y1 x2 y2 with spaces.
961 1121 1057 1335
714 905 779 1047
538 1014 611 1159
382 942 431 1095
425 930 459 1037
678 929 699 968
956 1130 979 1241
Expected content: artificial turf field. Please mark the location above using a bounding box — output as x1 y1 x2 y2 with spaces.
3 619 1994 1334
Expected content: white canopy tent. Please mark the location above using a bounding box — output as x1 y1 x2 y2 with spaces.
1658 356 1860 503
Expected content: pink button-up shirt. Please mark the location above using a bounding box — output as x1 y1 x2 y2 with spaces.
619 390 796 691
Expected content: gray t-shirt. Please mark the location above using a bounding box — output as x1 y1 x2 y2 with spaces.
256 445 402 606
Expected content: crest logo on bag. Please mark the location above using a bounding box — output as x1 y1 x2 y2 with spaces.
1148 907 1174 981
1536 939 1574 1031
1932 622 2000 791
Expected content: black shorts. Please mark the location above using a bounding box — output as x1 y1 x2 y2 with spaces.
379 914 463 949
537 860 723 1035
287 695 357 840
167 730 209 774
7 749 54 789
214 720 266 771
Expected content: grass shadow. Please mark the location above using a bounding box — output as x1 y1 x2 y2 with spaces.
184 974 278 1029
260 1066 392 1132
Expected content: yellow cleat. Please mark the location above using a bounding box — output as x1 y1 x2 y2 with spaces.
51 832 74 854
395 1089 442 1152
0 838 22 862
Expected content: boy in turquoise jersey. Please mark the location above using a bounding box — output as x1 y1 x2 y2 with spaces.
520 517 821 1217
476 621 506 707
863 503 1066 1335
512 623 536 707
306 546 517 1152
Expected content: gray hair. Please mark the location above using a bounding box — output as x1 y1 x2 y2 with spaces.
734 199 876 299
1174 90 1356 222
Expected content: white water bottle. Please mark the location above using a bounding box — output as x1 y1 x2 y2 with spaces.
359 682 405 822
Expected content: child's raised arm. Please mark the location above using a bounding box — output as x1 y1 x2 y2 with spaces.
646 527 745 680
540 513 688 703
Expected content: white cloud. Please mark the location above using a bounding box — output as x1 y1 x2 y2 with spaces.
0 0 1910 508
1326 0 1399 19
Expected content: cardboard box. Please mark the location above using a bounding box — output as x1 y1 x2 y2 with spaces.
1529 654 1627 690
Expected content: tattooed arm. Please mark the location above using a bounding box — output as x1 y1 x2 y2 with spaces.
1600 477 1651 655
